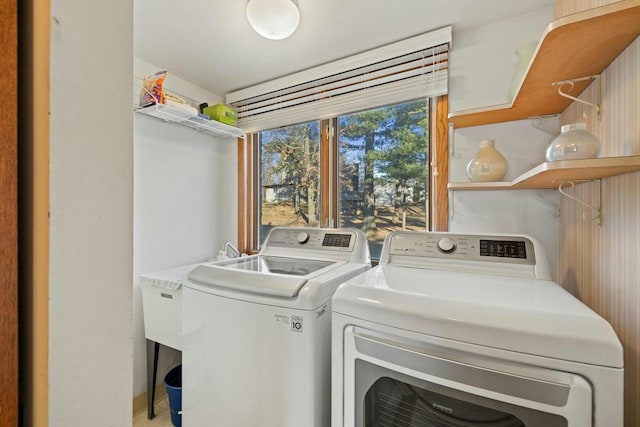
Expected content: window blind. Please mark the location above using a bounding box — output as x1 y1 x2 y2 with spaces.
226 26 451 133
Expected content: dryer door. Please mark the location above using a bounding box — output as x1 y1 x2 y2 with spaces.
365 375 525 426
344 327 592 427
358 361 560 426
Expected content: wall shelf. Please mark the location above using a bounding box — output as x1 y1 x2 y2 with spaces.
448 0 640 128
449 156 640 190
135 103 244 139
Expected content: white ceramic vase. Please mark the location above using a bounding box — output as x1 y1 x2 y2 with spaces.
545 123 601 161
466 140 508 182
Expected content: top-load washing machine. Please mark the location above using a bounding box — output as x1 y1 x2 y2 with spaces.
182 227 370 427
332 231 623 427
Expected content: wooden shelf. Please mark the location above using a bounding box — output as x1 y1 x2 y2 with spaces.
449 156 640 190
449 0 640 128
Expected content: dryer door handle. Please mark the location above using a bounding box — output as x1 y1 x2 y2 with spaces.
352 332 572 407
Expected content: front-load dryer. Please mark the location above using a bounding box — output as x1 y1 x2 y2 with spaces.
332 231 623 427
182 227 370 427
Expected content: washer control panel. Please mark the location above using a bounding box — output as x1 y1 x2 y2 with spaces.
266 228 356 252
388 232 535 265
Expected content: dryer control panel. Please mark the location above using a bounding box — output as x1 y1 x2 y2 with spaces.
386 232 536 265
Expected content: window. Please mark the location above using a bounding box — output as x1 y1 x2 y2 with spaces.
258 121 321 245
338 100 429 259
227 29 450 134
233 28 451 256
252 100 432 258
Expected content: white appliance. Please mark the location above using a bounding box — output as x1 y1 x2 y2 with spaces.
140 263 196 419
332 231 623 427
182 227 371 427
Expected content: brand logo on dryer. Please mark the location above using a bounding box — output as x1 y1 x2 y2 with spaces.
432 402 453 415
291 316 303 333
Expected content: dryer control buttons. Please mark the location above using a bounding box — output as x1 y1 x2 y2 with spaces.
296 232 310 244
437 237 457 254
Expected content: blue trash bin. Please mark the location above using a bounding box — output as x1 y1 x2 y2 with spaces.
164 365 182 427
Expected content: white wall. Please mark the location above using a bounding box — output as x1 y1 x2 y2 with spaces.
49 0 133 425
448 118 561 278
447 6 560 279
449 7 553 112
132 60 238 399
133 117 238 272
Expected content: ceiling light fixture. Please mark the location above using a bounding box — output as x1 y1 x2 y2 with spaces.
246 0 300 40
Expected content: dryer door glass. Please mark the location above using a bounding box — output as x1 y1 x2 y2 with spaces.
364 376 523 426
355 359 569 427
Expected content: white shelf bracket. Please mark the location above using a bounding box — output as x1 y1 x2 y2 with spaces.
552 75 601 120
529 116 558 137
448 123 461 159
556 180 602 226
448 188 455 220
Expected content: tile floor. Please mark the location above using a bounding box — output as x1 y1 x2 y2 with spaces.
133 397 175 427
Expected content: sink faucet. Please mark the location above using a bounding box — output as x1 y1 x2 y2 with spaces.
223 242 241 258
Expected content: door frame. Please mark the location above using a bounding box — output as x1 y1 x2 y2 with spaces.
18 0 50 425
0 0 19 424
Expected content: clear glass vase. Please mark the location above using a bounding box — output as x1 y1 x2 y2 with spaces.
466 139 508 182
545 123 601 161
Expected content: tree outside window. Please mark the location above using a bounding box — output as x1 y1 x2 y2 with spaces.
259 121 321 245
256 99 429 257
338 100 429 259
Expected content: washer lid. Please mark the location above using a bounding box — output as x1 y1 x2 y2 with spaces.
187 256 339 298
220 255 335 276
333 265 623 368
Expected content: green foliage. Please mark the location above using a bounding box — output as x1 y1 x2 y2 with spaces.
341 109 391 140
372 101 429 186
339 100 429 207
258 100 429 231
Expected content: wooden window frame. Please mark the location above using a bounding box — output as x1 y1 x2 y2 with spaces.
237 133 259 253
237 96 449 253
320 118 338 228
431 95 449 231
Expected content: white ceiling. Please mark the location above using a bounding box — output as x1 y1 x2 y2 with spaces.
134 0 554 96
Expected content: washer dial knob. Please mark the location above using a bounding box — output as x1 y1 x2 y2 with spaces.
297 231 310 244
437 237 457 253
